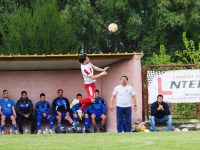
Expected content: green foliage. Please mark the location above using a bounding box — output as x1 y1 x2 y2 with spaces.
150 45 171 64
140 0 200 55
171 103 196 117
0 0 200 55
127 13 142 40
142 44 172 66
142 31 200 68
62 0 103 53
175 32 200 66
0 0 16 48
1 0 77 54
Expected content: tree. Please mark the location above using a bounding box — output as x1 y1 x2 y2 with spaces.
1 0 200 55
143 44 172 66
0 0 16 48
175 32 200 66
1 0 77 54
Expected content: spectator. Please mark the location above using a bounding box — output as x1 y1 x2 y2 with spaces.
35 93 54 134
110 76 137 132
16 91 36 134
71 93 91 133
71 93 82 128
0 90 18 134
150 94 172 132
52 89 78 128
90 89 106 132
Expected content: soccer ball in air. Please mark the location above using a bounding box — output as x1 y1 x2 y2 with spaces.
108 23 118 33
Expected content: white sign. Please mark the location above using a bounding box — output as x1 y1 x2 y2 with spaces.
147 69 200 104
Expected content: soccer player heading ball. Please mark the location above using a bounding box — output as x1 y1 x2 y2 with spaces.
70 54 109 119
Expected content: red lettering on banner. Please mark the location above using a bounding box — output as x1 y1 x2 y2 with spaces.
158 77 173 95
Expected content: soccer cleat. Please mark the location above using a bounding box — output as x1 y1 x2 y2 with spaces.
37 130 42 134
100 127 105 132
72 121 79 128
70 99 79 109
1 131 4 135
49 129 54 134
14 130 19 134
93 128 97 133
85 129 90 133
77 110 83 120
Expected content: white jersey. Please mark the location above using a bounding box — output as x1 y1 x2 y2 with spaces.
113 85 136 107
81 62 96 84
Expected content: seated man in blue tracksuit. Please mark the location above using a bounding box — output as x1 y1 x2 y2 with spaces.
35 93 54 134
0 90 18 134
71 93 91 132
90 89 106 132
52 89 78 128
150 94 173 132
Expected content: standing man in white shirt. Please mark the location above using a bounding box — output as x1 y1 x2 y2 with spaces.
110 76 137 132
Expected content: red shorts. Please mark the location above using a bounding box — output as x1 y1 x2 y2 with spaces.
84 83 96 99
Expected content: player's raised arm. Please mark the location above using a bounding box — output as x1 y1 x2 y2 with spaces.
89 71 107 80
93 66 109 72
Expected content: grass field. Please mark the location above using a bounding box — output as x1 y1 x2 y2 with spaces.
0 132 200 150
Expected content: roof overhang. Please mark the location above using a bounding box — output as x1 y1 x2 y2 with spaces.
0 53 143 71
